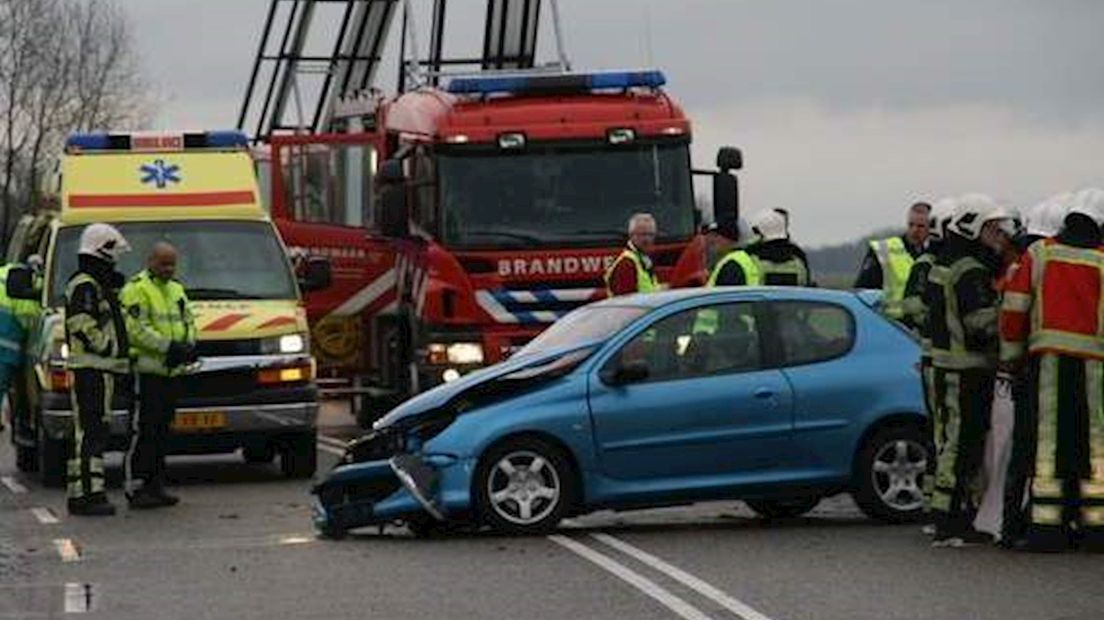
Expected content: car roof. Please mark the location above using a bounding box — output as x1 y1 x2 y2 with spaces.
592 286 866 310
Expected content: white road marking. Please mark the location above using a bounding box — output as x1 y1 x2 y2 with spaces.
548 535 715 620
1 475 28 494
64 582 93 613
31 507 59 524
54 538 81 563
592 533 775 620
277 535 313 545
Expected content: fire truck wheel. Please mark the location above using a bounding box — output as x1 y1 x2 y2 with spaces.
280 431 318 478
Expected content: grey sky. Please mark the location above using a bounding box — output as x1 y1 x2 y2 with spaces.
116 0 1104 245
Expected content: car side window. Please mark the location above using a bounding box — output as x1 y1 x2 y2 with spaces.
772 301 854 367
608 302 762 383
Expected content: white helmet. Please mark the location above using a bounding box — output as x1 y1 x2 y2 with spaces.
928 197 957 241
749 209 787 242
78 223 131 262
950 193 1015 240
1026 192 1072 238
1068 188 1104 227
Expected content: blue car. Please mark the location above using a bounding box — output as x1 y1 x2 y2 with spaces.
313 287 928 537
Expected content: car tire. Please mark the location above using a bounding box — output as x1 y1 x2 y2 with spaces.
243 444 276 464
474 437 575 536
405 514 453 539
280 432 317 478
745 497 820 520
38 423 68 489
852 423 930 523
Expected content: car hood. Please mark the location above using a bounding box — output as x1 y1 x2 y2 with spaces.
373 341 601 430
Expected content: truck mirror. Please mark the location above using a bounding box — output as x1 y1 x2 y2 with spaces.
379 159 405 184
716 146 742 171
712 172 738 228
379 184 410 238
6 265 37 300
299 256 332 292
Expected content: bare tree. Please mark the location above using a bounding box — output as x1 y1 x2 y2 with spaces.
0 0 149 249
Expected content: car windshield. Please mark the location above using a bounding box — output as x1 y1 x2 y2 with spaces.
50 221 296 304
438 142 694 248
518 305 649 355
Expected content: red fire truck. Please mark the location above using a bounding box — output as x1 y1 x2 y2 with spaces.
260 68 742 424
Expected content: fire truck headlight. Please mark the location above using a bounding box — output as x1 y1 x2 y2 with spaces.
442 368 462 383
278 333 306 354
446 343 484 365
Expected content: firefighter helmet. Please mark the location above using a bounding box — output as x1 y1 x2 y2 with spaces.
749 209 787 242
78 223 131 263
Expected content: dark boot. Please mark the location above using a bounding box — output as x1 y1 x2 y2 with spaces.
1011 528 1071 553
128 488 170 510
150 487 180 507
68 494 117 517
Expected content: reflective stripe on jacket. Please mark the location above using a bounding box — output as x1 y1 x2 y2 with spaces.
928 256 998 370
120 270 196 376
65 273 129 374
1000 238 1104 363
870 237 915 318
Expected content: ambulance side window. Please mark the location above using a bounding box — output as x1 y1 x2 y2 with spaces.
410 147 438 236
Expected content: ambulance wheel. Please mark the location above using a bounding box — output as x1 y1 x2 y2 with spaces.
37 423 67 488
853 423 929 523
280 432 317 478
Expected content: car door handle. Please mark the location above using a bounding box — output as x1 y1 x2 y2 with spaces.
754 387 775 399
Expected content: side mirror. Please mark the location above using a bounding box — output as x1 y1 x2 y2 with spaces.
299 256 332 292
716 146 742 171
712 172 738 229
378 159 410 238
602 359 650 386
6 265 38 300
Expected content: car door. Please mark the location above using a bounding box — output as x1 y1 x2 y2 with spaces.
770 300 865 480
587 300 794 484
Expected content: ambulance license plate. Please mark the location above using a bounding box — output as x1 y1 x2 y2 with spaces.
172 411 227 431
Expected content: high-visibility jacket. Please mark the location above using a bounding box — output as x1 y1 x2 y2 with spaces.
758 255 809 287
901 252 936 342
120 270 196 376
706 250 762 287
870 236 915 318
0 265 27 365
1000 238 1104 363
65 272 129 374
928 254 1000 370
604 245 660 296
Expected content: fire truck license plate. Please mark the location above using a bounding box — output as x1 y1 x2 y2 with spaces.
172 412 227 431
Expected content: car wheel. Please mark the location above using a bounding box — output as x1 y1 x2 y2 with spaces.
38 422 67 488
474 437 575 535
853 424 930 523
243 444 276 464
280 432 318 478
746 497 820 519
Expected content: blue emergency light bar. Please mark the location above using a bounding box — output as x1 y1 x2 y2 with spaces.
446 69 667 96
65 130 249 152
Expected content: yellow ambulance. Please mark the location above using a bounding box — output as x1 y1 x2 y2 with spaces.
6 131 329 486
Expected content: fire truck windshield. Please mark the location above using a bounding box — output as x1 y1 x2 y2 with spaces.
50 221 298 303
438 142 694 248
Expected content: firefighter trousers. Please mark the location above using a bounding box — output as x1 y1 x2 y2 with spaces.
930 367 994 534
67 370 115 500
125 374 180 495
1007 354 1104 541
920 356 938 512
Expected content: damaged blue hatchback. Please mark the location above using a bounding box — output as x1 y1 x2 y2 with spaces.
312 287 927 538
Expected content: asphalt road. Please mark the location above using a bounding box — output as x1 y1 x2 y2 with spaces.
2 403 1103 620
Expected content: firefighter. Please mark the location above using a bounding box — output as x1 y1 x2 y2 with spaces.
710 210 810 286
856 201 932 318
604 213 661 296
926 194 1017 546
121 242 196 509
65 224 131 517
771 207 812 279
999 188 1104 552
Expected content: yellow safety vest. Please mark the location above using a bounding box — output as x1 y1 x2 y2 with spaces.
604 247 660 296
870 237 915 318
120 270 196 376
65 273 129 374
706 250 762 287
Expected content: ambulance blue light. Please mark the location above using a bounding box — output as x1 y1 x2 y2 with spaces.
65 133 112 150
205 130 249 148
446 70 666 95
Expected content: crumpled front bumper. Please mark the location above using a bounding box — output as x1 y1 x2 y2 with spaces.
312 452 475 533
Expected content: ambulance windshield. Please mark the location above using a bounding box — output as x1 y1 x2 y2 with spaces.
438 142 695 248
50 221 297 303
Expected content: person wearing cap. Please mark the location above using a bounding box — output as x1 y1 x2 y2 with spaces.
65 223 132 517
604 213 661 296
925 194 1017 547
856 202 932 318
999 188 1104 552
709 210 811 287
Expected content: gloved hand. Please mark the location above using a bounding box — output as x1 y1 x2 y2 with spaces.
166 341 188 368
183 342 199 365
